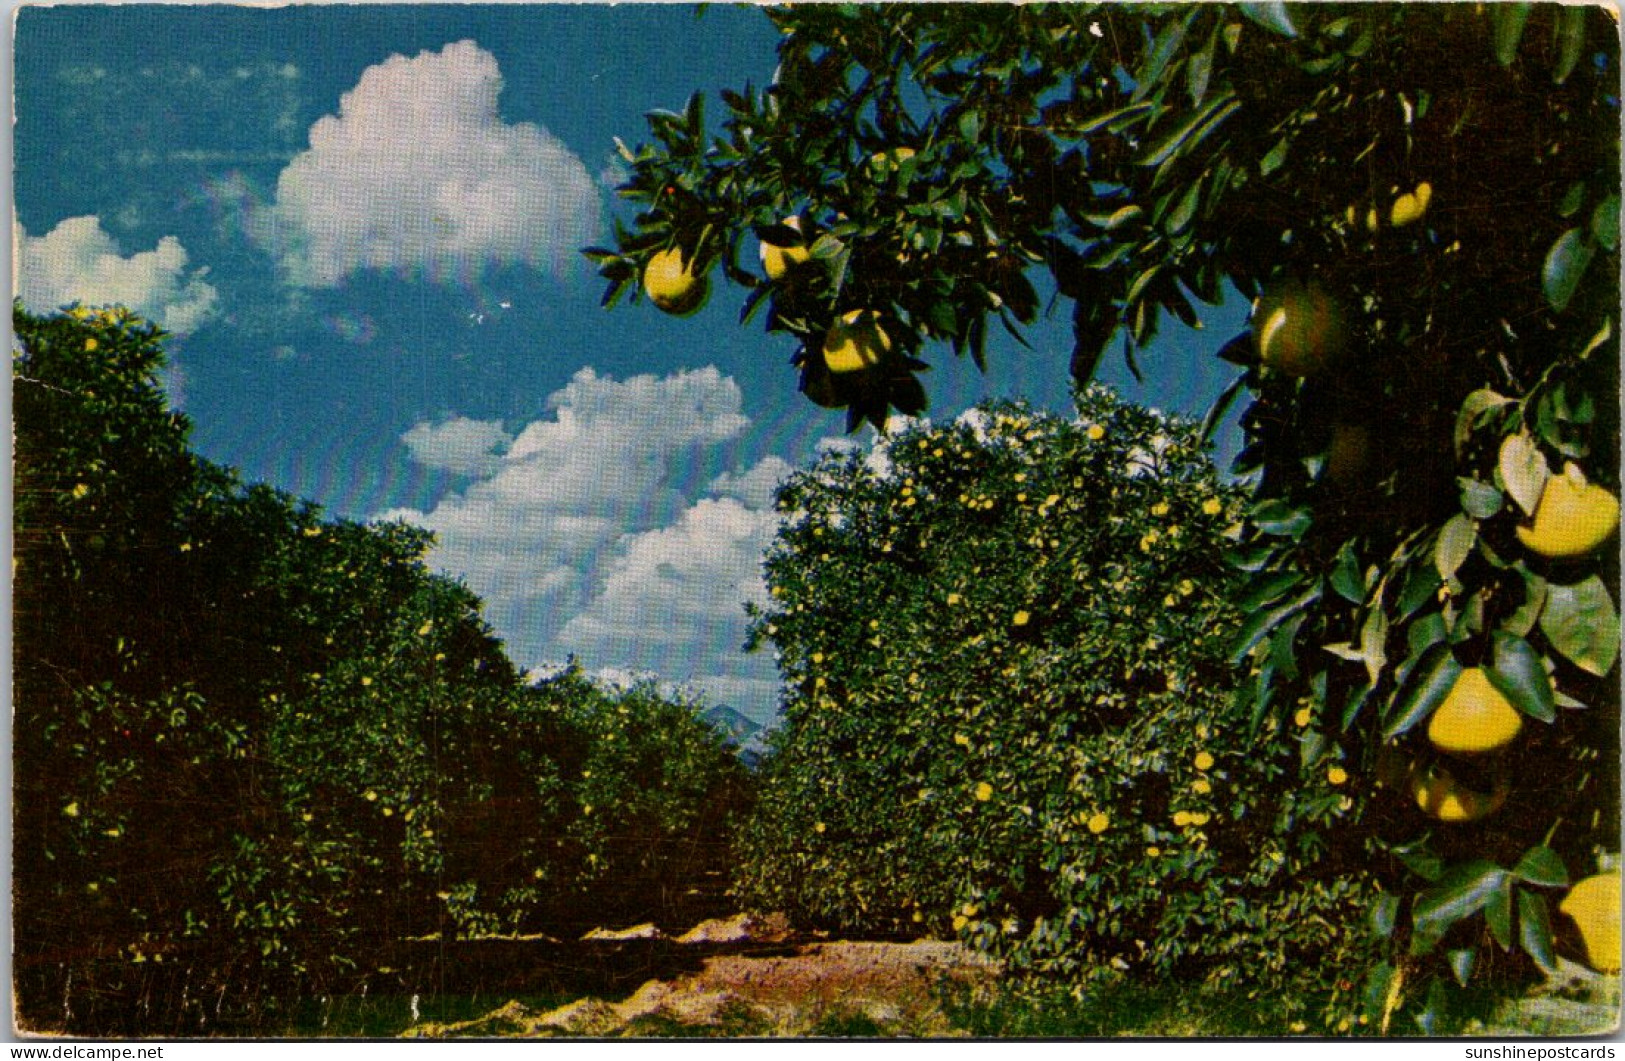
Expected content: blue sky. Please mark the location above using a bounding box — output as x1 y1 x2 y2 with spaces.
13 4 1245 726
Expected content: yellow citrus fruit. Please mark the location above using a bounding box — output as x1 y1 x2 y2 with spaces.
1252 279 1347 377
643 247 709 316
822 309 891 374
1428 667 1524 755
1409 761 1510 823
1559 872 1621 973
1390 182 1432 227
760 216 812 280
1515 474 1620 560
974 781 993 802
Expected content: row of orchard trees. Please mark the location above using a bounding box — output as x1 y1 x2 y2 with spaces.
736 389 1385 1029
12 303 751 1035
596 2 1621 1031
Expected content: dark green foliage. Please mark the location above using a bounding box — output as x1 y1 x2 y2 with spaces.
12 303 750 1035
604 4 1621 1027
737 388 1382 1020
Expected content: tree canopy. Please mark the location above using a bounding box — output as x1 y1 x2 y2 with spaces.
12 302 751 1034
599 3 1621 1030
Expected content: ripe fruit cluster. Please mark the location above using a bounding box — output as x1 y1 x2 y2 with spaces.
738 390 1384 993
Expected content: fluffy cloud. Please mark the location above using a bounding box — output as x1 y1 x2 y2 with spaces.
15 216 219 333
554 496 777 655
383 366 787 720
268 40 600 286
401 416 513 476
707 456 793 509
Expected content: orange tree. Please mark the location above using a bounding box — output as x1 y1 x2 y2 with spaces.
12 303 749 1033
738 389 1386 1024
593 3 1620 1028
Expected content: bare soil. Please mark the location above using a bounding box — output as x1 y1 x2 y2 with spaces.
403 914 1000 1038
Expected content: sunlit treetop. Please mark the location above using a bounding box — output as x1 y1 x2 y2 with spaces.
590 3 1617 433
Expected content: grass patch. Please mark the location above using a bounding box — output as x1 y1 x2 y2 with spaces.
269 990 576 1037
619 1000 774 1039
807 1009 888 1037
943 981 1292 1038
942 965 1622 1039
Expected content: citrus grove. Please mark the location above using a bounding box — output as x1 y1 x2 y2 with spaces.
12 303 752 1034
590 3 1621 1031
736 391 1386 1026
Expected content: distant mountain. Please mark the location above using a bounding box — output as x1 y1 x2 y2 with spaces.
700 704 771 762
701 704 762 741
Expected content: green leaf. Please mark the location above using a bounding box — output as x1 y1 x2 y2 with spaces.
1248 656 1279 733
1415 979 1449 1035
1370 893 1401 939
1497 432 1548 516
1231 582 1321 663
1513 845 1569 889
1541 575 1620 677
1339 677 1373 731
1447 947 1476 987
1501 569 1547 639
1239 2 1297 38
1134 16 1191 104
1518 889 1559 973
1270 610 1308 682
1198 371 1247 446
1395 840 1445 883
1542 227 1594 314
1260 137 1290 177
1239 571 1308 613
1414 859 1508 940
1384 643 1463 740
1553 4 1588 84
1396 562 1441 623
1166 177 1205 236
1252 499 1313 538
1435 514 1476 582
1072 102 1155 138
1360 602 1389 687
1403 612 1449 673
1591 195 1619 252
1560 182 1588 219
1186 29 1216 106
1331 542 1366 604
1491 3 1533 67
1126 263 1162 304
1455 389 1514 455
1135 94 1240 169
1458 477 1504 520
1486 631 1556 723
957 108 983 144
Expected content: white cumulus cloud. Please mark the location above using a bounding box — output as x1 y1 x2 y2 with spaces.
554 496 778 657
268 40 600 286
401 416 513 476
15 216 219 333
707 456 793 509
383 366 790 722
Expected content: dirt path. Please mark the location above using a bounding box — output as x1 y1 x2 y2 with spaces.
403 914 1000 1038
